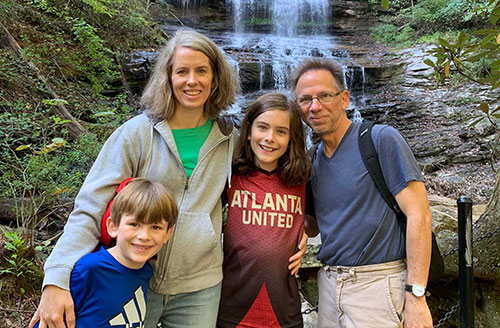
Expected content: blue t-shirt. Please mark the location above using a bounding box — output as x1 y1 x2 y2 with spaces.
35 247 152 328
310 122 423 266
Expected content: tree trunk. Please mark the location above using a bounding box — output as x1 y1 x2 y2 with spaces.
439 170 500 281
0 23 88 139
472 169 500 281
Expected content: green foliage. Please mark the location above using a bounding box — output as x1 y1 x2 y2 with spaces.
375 0 500 170
0 136 96 262
426 28 499 88
25 0 60 16
0 0 169 307
411 0 475 30
83 0 116 17
0 100 53 149
370 23 415 47
372 0 493 45
423 0 500 170
0 137 95 199
90 92 138 128
0 50 38 97
2 0 167 97
370 23 397 43
3 230 26 253
65 17 118 92
0 230 42 288
416 30 463 44
0 102 101 240
0 230 36 278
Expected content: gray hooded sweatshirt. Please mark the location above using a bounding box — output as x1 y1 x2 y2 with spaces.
43 113 235 295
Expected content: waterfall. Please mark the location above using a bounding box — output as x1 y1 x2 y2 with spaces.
343 66 365 121
163 0 368 121
227 0 329 36
225 0 331 90
168 0 207 13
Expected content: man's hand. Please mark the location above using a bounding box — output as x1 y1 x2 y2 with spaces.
29 285 75 328
288 232 308 276
404 294 433 328
395 180 433 328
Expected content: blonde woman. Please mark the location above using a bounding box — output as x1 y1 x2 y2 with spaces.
30 29 238 328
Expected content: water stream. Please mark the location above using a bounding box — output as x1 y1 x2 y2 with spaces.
164 0 367 120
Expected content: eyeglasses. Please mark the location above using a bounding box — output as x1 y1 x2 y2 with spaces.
297 90 344 108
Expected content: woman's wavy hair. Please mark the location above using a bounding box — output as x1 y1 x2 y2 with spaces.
233 92 311 186
141 29 239 121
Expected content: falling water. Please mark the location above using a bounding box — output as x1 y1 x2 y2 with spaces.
167 0 207 13
228 0 329 36
226 0 332 90
164 0 366 120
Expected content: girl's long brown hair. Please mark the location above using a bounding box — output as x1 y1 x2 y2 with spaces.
233 92 311 186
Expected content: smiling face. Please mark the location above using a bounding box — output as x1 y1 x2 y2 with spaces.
295 69 349 137
248 109 291 172
170 47 213 115
107 214 173 269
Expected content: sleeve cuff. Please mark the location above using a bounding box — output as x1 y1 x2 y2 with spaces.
42 266 72 291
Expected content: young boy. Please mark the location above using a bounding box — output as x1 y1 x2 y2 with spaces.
34 178 177 328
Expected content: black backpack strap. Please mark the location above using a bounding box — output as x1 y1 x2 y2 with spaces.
358 122 407 229
306 143 320 218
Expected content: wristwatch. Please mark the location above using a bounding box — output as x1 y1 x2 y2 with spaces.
405 284 430 297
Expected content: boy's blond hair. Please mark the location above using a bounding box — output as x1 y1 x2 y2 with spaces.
110 178 177 228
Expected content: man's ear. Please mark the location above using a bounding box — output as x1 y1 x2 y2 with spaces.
163 225 175 244
341 89 350 111
106 216 119 238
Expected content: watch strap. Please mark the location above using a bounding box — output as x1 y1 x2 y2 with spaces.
405 284 430 297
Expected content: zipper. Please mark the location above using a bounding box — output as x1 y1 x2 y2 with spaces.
159 127 232 281
188 133 231 183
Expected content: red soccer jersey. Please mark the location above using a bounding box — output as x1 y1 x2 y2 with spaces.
218 170 305 328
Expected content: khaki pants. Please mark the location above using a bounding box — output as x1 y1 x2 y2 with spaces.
317 260 407 328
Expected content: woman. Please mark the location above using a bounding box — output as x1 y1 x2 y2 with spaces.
30 29 238 328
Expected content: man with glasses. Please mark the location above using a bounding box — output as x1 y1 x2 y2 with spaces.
289 58 433 328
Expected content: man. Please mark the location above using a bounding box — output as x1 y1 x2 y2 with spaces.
289 58 433 328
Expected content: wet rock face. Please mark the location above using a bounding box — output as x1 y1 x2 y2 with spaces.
121 2 497 204
120 51 156 91
119 1 500 326
359 44 498 203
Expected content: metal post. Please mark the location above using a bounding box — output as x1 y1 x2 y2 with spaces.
457 196 474 328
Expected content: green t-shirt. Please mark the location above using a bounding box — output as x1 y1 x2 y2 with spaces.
171 119 213 179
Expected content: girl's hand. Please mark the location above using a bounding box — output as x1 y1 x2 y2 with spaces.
288 232 308 276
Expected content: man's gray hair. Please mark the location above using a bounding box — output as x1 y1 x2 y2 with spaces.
288 58 346 94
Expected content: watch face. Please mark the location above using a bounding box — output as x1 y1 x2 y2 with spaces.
412 285 426 297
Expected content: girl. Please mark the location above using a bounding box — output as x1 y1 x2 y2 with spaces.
218 92 311 328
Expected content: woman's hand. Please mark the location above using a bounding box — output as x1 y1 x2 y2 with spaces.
288 232 308 277
29 285 75 328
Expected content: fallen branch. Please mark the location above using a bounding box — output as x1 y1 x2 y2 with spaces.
0 307 35 314
113 50 134 103
0 23 88 139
